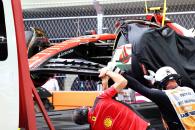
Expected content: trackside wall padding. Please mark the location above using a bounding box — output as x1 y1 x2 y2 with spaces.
51 91 100 110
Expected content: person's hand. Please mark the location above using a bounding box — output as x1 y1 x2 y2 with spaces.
98 67 108 78
99 62 122 77
98 67 110 90
106 62 122 74
144 70 156 85
98 62 123 90
101 76 109 90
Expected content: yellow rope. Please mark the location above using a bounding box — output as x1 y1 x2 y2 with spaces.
162 0 167 27
145 0 148 14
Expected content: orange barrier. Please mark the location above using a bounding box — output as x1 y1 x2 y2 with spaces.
51 91 101 110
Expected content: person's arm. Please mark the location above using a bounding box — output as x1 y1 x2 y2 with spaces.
101 75 110 90
99 68 127 92
97 69 127 99
106 71 127 92
53 78 60 91
123 73 162 100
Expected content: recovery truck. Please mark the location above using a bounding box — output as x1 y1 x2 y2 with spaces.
0 0 55 129
3 0 194 129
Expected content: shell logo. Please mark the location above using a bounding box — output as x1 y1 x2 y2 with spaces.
103 117 113 128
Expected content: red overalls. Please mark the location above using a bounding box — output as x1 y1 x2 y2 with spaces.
88 87 149 130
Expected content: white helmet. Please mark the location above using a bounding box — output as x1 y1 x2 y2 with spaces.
155 66 177 82
155 66 180 89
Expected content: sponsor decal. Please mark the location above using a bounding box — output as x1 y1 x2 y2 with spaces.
103 117 113 129
180 110 195 118
92 116 96 121
165 87 195 129
117 44 132 64
57 49 73 57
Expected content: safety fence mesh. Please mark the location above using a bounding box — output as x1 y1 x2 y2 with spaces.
54 74 101 91
24 18 97 42
25 0 195 94
23 0 195 42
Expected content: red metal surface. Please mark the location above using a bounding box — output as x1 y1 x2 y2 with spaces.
166 23 184 36
146 14 184 35
146 13 163 25
12 0 54 130
29 33 116 69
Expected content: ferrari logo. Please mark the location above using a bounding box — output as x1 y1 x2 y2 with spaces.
104 117 113 128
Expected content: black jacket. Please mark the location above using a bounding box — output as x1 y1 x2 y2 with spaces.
123 73 184 130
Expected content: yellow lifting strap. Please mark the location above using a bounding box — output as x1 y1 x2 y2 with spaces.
162 0 167 27
149 7 161 11
145 0 148 14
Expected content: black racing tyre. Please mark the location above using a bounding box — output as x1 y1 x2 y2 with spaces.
25 28 51 58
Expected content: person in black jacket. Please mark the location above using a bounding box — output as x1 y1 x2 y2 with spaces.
104 65 195 130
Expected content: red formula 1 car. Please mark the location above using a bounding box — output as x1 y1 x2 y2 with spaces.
28 33 116 111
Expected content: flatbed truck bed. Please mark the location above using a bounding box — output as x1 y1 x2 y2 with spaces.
37 102 165 130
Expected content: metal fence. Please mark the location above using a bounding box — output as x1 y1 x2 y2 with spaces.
24 17 97 42
23 0 195 42
54 74 101 91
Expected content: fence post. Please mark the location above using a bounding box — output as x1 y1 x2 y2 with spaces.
93 0 103 34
